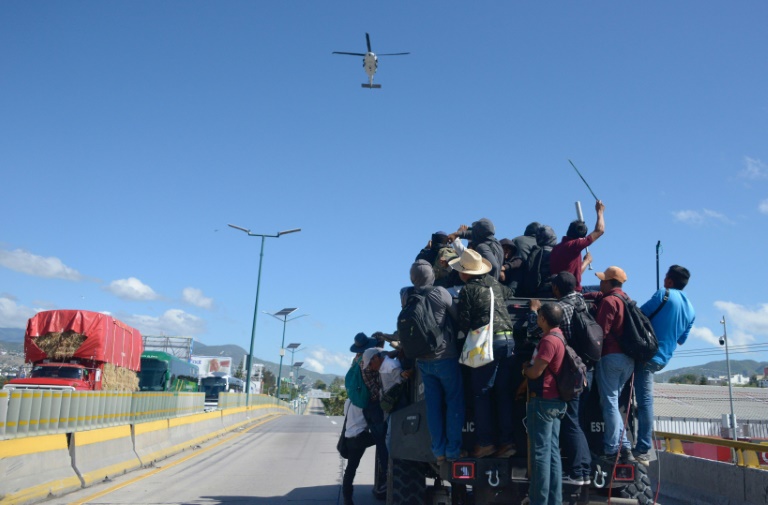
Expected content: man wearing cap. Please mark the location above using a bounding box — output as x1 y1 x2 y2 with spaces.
633 265 695 466
549 200 606 292
585 266 635 462
451 248 516 458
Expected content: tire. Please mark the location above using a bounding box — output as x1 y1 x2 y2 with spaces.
387 458 426 505
618 463 654 505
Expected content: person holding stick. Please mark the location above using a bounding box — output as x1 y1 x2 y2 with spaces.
550 199 605 292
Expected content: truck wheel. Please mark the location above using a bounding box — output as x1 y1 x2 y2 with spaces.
387 458 426 505
618 463 654 505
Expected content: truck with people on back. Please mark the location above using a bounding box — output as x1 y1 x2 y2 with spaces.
3 309 143 392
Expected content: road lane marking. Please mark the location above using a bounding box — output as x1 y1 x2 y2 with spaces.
67 415 281 505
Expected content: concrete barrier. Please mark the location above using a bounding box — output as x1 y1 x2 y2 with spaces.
70 425 141 487
132 419 173 465
168 411 226 451
0 434 82 505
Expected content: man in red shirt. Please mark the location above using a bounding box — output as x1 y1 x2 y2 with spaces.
523 302 567 505
585 266 636 462
549 200 606 291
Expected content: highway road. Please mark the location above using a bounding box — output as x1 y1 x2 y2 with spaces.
44 398 381 505
38 397 692 505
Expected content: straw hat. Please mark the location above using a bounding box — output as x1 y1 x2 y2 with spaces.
449 249 492 275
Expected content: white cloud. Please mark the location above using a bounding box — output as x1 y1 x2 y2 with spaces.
739 157 768 180
759 199 768 214
0 296 37 328
0 249 82 281
690 302 768 348
672 209 733 226
106 277 159 301
182 287 213 310
122 309 205 336
303 348 354 374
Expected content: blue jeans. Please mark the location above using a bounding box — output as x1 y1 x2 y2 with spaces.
527 397 567 505
469 340 515 447
596 353 635 454
418 357 465 459
634 360 664 454
560 387 591 479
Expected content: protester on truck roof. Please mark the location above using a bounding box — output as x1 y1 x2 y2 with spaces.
550 200 606 292
433 246 462 289
415 230 449 266
583 266 636 462
512 222 541 264
498 238 524 292
447 218 504 280
549 272 594 486
633 265 695 467
400 259 465 463
450 248 517 459
522 302 567 505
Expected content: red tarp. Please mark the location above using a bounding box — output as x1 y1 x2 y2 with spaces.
25 310 143 371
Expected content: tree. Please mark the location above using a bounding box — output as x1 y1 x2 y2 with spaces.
233 358 246 380
263 369 276 395
699 376 708 385
313 379 327 390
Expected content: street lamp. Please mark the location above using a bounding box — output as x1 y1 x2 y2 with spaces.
720 316 738 441
286 342 304 383
229 224 301 407
266 308 308 401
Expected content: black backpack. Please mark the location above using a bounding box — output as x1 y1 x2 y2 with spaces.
609 293 659 362
567 299 604 367
397 287 443 359
553 332 588 402
520 246 548 296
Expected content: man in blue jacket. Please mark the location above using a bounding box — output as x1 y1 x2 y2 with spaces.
633 265 695 465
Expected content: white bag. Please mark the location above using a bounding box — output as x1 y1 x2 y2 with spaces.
459 287 495 368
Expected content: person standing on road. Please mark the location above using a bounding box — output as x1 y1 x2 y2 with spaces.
633 265 695 465
341 399 372 505
522 302 567 505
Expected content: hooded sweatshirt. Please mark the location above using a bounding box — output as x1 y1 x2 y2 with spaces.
458 218 504 281
400 260 458 360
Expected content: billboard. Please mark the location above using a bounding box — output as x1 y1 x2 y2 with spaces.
191 356 233 377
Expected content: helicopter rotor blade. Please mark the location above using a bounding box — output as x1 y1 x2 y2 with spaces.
332 52 366 56
366 33 372 53
377 52 410 56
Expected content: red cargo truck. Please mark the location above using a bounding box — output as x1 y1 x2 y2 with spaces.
5 310 143 391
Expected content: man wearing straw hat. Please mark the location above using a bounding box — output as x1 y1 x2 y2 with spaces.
450 248 516 459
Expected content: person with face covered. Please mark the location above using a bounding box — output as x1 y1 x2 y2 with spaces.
447 218 504 280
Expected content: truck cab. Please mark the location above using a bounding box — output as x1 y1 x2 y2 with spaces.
5 361 101 391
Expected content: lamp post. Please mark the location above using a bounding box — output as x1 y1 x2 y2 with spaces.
292 361 304 401
266 308 308 401
720 316 738 441
228 224 301 407
286 342 304 384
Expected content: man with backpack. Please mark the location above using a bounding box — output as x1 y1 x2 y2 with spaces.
399 259 465 463
584 266 636 462
550 200 606 292
522 302 568 505
550 271 601 485
633 265 696 466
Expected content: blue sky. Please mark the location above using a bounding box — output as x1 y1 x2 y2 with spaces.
1 2 767 377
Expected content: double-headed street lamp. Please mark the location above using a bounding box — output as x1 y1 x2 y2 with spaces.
228 224 300 407
266 308 308 400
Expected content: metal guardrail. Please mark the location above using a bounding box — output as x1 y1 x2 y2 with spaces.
656 430 768 469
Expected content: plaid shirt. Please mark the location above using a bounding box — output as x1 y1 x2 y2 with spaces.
358 355 382 401
557 291 585 345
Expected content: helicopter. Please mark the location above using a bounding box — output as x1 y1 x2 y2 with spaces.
333 33 409 89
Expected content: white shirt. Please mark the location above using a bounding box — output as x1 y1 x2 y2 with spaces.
379 356 405 393
344 399 367 438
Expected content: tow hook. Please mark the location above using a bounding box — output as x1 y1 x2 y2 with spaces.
593 465 607 488
485 469 500 487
